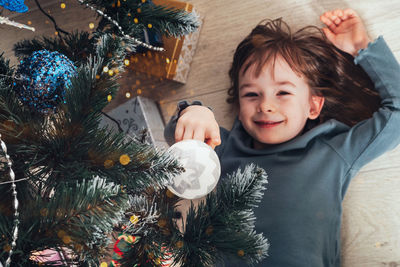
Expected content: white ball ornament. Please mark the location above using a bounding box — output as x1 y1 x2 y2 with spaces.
167 139 221 199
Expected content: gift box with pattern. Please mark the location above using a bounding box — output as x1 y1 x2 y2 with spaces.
100 96 168 149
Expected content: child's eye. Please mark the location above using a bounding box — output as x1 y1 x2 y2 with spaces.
243 92 258 97
277 91 290 96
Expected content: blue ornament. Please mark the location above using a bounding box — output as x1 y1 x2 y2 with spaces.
14 50 76 113
0 0 28 13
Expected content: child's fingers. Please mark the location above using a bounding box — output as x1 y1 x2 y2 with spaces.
206 138 221 150
193 128 206 142
182 125 195 140
320 13 336 32
206 129 221 149
343 8 358 19
175 122 184 142
332 10 343 25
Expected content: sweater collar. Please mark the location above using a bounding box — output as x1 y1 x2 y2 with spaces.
231 118 348 155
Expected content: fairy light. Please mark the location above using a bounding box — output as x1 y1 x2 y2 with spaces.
76 0 164 51
89 23 95 29
60 3 66 9
119 154 131 165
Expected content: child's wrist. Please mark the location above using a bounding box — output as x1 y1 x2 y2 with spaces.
353 36 371 56
176 100 213 117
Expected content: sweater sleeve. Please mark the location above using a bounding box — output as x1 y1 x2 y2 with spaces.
325 36 400 174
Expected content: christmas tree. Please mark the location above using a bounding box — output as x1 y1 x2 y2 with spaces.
0 1 269 266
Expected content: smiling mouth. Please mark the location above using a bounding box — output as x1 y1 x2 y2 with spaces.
254 121 283 128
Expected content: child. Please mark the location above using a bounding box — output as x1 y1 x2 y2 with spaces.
164 9 400 266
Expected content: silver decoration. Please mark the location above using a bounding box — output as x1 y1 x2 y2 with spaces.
167 139 221 199
77 0 165 52
0 134 20 267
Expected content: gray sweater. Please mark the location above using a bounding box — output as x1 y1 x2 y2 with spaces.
164 36 400 266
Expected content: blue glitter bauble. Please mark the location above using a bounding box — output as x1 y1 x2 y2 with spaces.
14 50 76 113
0 0 28 13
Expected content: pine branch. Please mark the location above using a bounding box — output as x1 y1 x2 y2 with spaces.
172 164 269 267
13 31 95 64
0 177 128 266
80 0 199 38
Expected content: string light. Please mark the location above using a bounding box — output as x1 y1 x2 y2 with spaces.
60 3 66 9
76 0 164 51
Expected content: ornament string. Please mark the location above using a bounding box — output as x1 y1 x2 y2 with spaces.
76 0 165 52
0 134 20 267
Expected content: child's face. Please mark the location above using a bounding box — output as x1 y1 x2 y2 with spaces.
238 55 324 149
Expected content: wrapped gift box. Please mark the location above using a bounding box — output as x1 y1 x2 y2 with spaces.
127 0 203 84
100 96 169 149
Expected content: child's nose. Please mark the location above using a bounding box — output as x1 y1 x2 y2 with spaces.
259 99 276 113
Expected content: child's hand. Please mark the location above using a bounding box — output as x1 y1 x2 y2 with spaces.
175 105 221 149
320 9 371 56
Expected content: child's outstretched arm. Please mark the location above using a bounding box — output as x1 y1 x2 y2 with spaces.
320 9 371 56
318 9 400 176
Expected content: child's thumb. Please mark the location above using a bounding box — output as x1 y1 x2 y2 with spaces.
206 137 221 150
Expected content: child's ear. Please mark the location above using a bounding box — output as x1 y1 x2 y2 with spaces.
309 95 325 120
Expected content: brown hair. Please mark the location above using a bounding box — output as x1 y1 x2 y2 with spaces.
227 18 380 127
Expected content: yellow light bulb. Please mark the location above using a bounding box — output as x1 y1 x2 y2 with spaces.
237 250 245 257
130 215 139 224
107 95 112 102
119 154 131 165
89 23 95 29
124 59 130 66
125 92 131 98
134 18 139 24
60 3 66 9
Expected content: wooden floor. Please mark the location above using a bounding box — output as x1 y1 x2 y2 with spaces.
1 0 400 266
